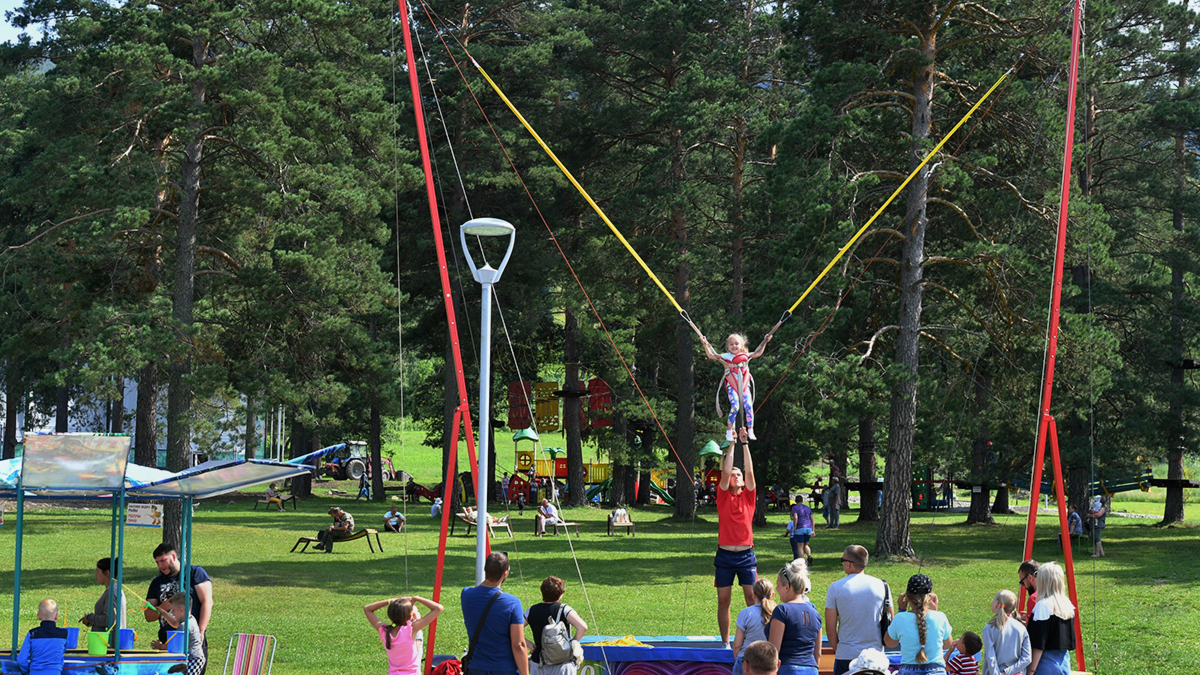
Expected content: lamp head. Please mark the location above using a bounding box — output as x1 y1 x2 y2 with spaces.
460 217 517 283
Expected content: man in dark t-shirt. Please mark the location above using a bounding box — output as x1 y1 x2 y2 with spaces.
145 543 212 674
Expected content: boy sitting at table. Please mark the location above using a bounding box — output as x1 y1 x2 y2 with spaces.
17 599 67 675
151 593 206 675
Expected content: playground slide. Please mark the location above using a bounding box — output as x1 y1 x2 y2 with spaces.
587 478 611 501
648 482 675 505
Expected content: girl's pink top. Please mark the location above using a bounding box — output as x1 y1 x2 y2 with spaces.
378 623 420 675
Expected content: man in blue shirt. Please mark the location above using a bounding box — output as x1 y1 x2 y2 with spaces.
17 599 67 675
461 552 529 675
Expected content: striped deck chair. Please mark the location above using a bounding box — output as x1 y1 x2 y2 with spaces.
222 633 276 675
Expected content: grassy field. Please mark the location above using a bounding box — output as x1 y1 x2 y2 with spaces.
1 493 1196 675
382 426 609 484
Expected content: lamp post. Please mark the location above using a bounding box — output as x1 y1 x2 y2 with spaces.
460 217 517 584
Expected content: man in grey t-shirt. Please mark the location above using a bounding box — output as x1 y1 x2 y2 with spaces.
824 544 892 675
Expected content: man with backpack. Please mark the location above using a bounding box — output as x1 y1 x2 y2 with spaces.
525 576 588 675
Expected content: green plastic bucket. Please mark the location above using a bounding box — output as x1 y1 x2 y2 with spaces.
87 631 109 655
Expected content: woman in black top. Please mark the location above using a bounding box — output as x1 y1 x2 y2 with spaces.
525 576 588 675
1027 562 1075 675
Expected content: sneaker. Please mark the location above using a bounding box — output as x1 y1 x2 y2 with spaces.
726 429 735 441
748 429 757 440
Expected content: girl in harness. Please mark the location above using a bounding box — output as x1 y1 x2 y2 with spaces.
701 332 772 441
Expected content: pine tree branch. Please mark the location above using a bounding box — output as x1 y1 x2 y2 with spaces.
0 209 114 259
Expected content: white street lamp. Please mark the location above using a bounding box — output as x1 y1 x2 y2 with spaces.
460 217 517 584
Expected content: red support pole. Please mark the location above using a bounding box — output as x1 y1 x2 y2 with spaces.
394 0 486 670
1048 420 1086 670
1021 1 1086 671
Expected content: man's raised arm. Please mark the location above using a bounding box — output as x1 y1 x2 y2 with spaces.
740 428 756 493
719 439 736 491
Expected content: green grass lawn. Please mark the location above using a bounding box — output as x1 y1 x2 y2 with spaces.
383 427 609 484
1 497 1196 675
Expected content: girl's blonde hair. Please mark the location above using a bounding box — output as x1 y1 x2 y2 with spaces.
988 589 1017 629
1035 562 1076 620
726 333 749 354
752 577 776 626
778 558 810 596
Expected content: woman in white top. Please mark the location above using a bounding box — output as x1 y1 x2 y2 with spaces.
732 578 776 675
981 590 1030 675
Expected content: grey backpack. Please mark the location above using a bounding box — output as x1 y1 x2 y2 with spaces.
540 605 573 665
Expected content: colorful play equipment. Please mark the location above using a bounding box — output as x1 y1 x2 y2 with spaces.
508 378 614 432
0 433 310 674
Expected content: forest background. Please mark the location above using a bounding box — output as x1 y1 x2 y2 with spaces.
0 0 1198 557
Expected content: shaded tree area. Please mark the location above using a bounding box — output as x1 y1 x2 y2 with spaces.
0 0 1196 538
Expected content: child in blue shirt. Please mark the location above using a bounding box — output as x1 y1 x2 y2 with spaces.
17 599 68 675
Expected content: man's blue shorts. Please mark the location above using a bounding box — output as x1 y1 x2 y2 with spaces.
714 547 758 588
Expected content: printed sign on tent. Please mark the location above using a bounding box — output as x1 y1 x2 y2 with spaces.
126 503 163 528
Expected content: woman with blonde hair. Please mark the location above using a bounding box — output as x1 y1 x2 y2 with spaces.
884 574 953 675
767 559 821 675
1027 563 1075 675
732 578 777 675
981 590 1030 675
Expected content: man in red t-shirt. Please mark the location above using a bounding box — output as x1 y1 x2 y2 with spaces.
715 426 758 647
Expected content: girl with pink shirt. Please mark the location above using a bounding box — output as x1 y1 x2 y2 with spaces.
363 596 444 675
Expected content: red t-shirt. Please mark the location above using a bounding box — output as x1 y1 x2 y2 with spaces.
716 485 756 547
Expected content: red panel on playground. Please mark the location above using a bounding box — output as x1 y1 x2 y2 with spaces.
588 378 613 428
508 381 532 430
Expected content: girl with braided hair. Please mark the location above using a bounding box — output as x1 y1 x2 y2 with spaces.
884 574 953 675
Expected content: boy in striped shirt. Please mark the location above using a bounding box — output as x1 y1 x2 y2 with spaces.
946 631 982 675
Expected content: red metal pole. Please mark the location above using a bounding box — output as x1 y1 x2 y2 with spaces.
1021 1 1086 671
1048 420 1087 671
394 0 487 669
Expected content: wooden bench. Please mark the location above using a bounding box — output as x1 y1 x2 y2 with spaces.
533 517 580 538
607 512 635 537
451 511 514 538
253 494 297 511
290 528 384 553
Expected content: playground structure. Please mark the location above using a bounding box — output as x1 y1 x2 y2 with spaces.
1 433 312 675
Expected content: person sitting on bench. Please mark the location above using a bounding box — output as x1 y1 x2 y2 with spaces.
535 499 559 537
315 507 355 553
265 483 285 511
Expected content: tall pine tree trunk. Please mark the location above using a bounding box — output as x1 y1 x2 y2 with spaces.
671 123 697 519
289 419 312 498
368 317 384 500
4 365 19 460
135 363 159 467
164 35 207 547
877 16 936 559
56 384 69 433
1163 54 1189 526
244 396 256 460
564 310 586 506
857 416 879 522
967 363 994 524
731 115 746 319
111 376 125 434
